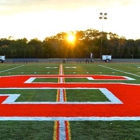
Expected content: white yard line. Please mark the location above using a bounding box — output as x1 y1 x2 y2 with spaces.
59 120 66 140
99 65 140 78
0 65 25 73
46 67 58 68
59 89 64 102
58 64 67 140
0 117 140 121
65 67 77 68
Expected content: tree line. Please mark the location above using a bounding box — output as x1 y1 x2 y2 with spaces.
0 29 140 59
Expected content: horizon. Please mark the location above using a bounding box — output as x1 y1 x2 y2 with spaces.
0 28 139 42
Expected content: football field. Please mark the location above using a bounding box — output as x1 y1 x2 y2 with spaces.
0 62 140 139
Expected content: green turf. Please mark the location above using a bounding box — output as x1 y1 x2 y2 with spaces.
0 63 60 75
34 78 58 82
1 62 140 139
66 89 109 102
0 89 57 102
70 121 140 140
65 78 91 82
0 121 54 140
63 63 140 84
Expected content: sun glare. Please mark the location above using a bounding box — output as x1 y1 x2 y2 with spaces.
67 34 75 43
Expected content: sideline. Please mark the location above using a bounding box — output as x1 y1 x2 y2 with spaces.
0 65 25 73
99 65 140 78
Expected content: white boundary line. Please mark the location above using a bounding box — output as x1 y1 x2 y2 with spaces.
0 65 25 73
99 65 139 78
59 120 66 140
0 117 140 121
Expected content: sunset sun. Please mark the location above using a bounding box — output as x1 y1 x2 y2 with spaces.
67 34 75 43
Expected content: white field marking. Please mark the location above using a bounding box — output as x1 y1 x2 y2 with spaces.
124 76 135 80
99 88 122 104
24 77 36 83
24 77 59 84
1 94 20 104
0 88 122 104
59 64 67 140
46 67 58 68
65 67 77 68
59 77 63 83
87 77 94 80
59 89 64 102
67 75 134 81
60 64 63 75
59 64 64 83
59 120 66 140
0 117 140 121
0 65 24 73
99 65 140 78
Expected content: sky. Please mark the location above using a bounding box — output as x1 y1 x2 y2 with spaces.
0 0 140 40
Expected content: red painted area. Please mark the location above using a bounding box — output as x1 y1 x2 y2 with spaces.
0 75 140 117
0 75 128 88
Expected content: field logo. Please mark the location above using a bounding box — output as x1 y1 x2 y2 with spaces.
0 75 140 120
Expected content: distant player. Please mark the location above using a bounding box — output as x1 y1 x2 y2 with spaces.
90 53 93 59
90 53 93 63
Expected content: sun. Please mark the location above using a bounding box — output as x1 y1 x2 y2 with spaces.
67 34 75 43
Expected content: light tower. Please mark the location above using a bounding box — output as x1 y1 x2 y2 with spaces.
99 12 107 57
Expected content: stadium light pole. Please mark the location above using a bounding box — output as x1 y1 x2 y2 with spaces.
99 12 107 58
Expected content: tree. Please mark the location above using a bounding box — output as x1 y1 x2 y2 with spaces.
28 38 42 58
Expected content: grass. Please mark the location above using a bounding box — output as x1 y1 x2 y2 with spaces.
0 62 140 139
34 78 58 83
0 63 60 75
66 89 109 102
0 89 57 102
0 121 54 140
70 121 140 140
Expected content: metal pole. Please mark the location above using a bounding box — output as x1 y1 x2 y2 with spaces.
99 12 107 58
